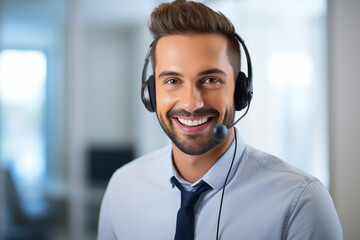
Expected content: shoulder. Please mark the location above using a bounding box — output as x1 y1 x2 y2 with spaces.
243 144 318 182
284 178 343 239
118 145 171 171
107 145 172 188
242 145 342 239
240 144 323 207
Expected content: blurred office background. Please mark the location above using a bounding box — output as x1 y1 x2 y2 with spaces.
0 0 359 239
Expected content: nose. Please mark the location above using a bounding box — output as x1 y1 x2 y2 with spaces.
179 84 204 113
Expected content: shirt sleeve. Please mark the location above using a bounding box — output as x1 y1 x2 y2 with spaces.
285 179 343 240
97 188 116 240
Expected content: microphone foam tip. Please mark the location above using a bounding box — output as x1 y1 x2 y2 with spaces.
211 124 228 142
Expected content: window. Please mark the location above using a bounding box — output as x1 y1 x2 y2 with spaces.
0 49 47 215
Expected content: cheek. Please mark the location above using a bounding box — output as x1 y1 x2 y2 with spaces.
156 87 177 113
208 95 233 119
223 81 236 107
206 85 235 111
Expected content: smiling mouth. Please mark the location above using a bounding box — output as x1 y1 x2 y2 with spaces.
177 117 209 127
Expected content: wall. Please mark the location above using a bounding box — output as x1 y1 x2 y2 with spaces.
85 27 131 147
0 0 3 237
328 0 360 239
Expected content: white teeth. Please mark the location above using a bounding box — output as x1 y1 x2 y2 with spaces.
178 117 209 126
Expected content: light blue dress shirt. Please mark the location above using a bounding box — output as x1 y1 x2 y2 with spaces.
98 129 342 239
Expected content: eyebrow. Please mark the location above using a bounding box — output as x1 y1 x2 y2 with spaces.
198 68 227 77
157 68 227 79
158 71 183 79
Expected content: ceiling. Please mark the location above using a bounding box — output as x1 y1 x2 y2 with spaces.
1 0 166 28
1 0 324 30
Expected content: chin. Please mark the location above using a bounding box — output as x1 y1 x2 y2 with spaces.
172 135 219 155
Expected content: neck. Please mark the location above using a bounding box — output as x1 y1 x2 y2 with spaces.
172 129 235 183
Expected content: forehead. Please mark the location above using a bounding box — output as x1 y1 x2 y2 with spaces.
155 33 232 76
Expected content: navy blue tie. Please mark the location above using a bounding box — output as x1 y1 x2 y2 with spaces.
171 176 212 240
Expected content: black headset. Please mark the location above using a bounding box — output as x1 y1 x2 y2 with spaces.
141 33 253 113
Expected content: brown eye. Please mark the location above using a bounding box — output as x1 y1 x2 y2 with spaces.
202 77 222 89
203 77 219 84
203 77 221 86
165 78 179 85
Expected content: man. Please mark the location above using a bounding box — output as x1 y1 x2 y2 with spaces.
98 0 342 239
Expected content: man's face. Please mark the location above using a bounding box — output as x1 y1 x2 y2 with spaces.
155 33 235 155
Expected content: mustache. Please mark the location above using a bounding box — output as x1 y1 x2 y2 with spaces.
167 107 219 118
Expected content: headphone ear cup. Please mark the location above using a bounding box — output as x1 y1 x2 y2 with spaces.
234 72 248 111
141 75 156 112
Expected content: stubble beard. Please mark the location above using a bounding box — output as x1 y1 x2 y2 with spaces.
157 107 235 155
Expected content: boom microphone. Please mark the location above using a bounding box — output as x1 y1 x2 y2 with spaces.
211 103 251 141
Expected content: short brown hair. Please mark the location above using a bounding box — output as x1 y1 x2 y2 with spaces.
148 0 240 78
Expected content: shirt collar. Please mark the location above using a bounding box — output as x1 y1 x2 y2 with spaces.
169 128 246 192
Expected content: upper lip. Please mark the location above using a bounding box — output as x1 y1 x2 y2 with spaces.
167 108 219 119
175 116 210 120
